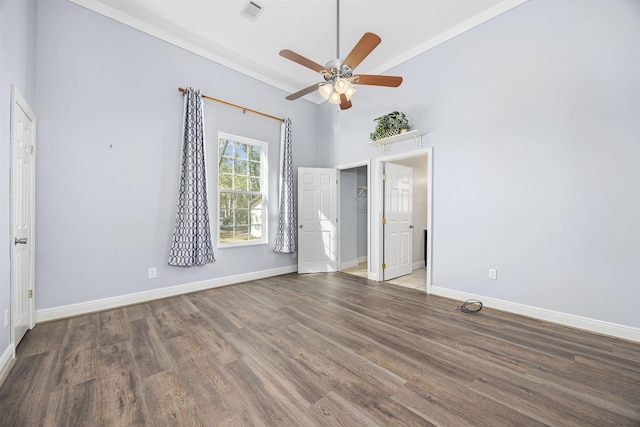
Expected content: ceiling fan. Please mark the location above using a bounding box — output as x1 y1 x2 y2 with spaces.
279 0 403 110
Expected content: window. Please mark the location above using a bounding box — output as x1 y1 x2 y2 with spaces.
217 133 267 247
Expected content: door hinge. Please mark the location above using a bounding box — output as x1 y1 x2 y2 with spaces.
28 290 33 299
382 218 387 225
28 145 34 154
382 174 386 180
382 263 386 269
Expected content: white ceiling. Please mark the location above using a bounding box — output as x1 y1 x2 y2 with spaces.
69 0 527 103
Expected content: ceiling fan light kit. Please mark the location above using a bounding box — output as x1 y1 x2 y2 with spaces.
279 0 403 110
319 84 333 100
323 78 356 105
334 78 349 94
329 91 342 105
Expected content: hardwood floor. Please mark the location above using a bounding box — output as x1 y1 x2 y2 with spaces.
343 263 426 291
1 272 639 426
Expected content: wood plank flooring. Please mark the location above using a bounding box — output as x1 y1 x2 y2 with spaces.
1 272 639 426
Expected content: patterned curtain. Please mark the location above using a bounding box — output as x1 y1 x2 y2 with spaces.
168 87 216 266
274 118 297 253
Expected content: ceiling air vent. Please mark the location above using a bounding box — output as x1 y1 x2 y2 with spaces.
240 1 264 22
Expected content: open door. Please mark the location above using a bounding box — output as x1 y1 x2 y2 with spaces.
11 86 36 348
298 168 338 273
383 162 413 280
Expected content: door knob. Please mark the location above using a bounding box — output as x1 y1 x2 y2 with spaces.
409 225 414 229
299 225 303 229
14 237 27 245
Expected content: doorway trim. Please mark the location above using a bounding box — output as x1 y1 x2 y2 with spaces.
335 159 371 280
375 147 433 293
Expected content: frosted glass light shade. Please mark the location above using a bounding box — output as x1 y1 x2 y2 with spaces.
334 78 350 94
344 86 357 101
328 91 341 104
318 84 333 100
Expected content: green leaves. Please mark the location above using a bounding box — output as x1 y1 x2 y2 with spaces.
370 111 410 141
217 137 265 243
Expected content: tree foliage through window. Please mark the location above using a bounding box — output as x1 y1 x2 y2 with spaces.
218 134 267 246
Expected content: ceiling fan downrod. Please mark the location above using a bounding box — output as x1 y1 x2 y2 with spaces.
336 0 340 60
323 0 349 83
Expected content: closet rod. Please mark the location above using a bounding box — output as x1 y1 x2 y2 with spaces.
178 87 284 123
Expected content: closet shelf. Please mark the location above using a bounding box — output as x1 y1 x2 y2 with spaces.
369 129 424 154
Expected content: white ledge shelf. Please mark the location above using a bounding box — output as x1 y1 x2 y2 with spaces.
369 129 424 154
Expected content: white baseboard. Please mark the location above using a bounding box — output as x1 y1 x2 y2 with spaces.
358 256 368 264
340 260 359 270
430 286 640 343
413 260 426 270
34 267 640 343
0 344 15 387
36 265 297 323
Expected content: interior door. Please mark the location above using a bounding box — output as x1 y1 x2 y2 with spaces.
298 168 338 273
383 162 413 280
11 86 36 347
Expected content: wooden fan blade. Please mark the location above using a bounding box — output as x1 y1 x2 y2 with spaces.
340 94 352 110
354 74 403 87
286 83 321 100
280 49 328 73
343 32 381 70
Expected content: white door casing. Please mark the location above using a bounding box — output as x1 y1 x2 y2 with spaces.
383 162 413 281
10 86 36 349
298 168 338 273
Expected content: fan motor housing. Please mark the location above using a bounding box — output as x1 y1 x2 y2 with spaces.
322 60 353 83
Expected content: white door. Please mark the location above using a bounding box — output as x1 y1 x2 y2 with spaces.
11 86 36 347
298 168 338 273
383 163 413 280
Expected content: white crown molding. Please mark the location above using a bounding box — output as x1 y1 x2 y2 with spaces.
430 286 640 343
67 0 299 95
369 0 530 75
36 265 297 323
67 0 529 104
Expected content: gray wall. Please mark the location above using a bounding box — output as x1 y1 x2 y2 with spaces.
1 0 638 369
340 166 368 267
0 0 37 357
339 169 358 266
323 0 640 328
34 0 318 309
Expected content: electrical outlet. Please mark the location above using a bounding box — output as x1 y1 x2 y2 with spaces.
489 268 497 280
3 309 9 328
148 267 157 279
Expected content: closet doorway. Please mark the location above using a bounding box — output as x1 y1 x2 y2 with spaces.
337 161 370 280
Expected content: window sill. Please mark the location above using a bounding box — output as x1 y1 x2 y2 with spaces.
217 240 268 249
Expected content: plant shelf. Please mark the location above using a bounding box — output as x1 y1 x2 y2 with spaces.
369 129 424 154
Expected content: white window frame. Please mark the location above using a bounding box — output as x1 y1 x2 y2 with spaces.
216 132 268 248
